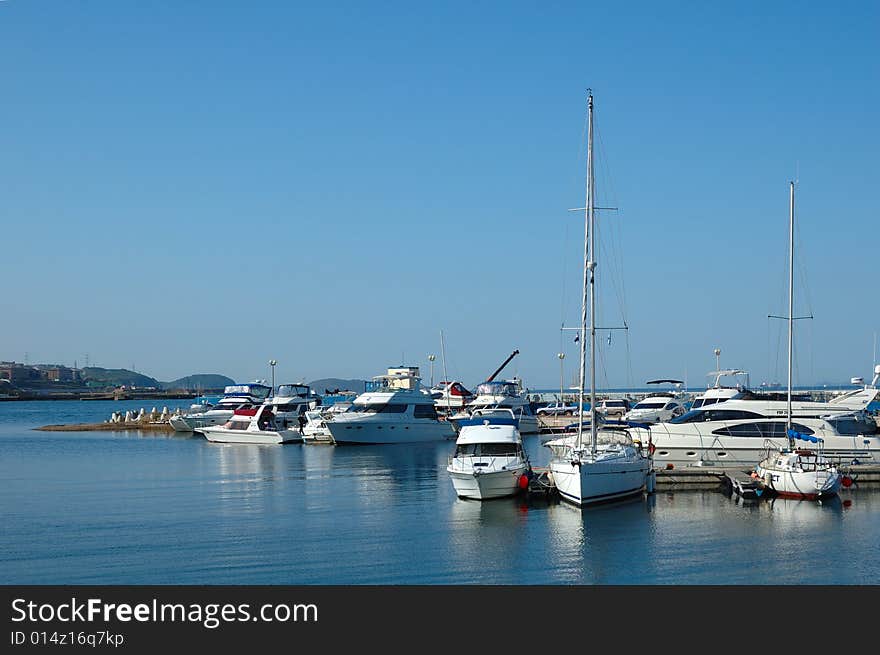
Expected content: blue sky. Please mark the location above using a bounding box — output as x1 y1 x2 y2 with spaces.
1 1 878 389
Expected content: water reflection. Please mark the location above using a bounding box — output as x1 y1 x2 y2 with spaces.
325 442 456 508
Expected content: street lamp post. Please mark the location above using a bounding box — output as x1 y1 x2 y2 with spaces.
428 354 436 387
557 352 565 402
269 359 277 393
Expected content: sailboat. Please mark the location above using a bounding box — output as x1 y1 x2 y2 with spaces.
546 91 653 506
753 182 842 500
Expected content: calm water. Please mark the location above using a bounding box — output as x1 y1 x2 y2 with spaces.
2 400 879 585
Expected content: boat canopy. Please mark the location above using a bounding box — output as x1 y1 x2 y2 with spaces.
224 383 272 399
456 423 520 445
275 384 311 397
475 381 518 397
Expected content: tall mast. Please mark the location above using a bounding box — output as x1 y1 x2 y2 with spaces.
576 91 594 451
787 181 794 446
588 94 597 455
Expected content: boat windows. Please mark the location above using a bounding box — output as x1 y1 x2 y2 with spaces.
712 421 814 438
273 402 305 412
348 403 409 414
711 423 764 438
671 409 763 424
413 404 438 420
633 402 665 410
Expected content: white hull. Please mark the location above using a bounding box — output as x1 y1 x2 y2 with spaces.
328 419 455 444
755 451 842 499
448 469 525 500
448 462 528 500
636 424 880 468
198 427 303 444
302 429 334 444
169 412 232 432
550 454 650 506
758 467 842 499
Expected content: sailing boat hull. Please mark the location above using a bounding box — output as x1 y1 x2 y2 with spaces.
550 456 650 506
755 460 842 499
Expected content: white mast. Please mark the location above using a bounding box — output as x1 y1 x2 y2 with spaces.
787 181 795 445
576 91 595 452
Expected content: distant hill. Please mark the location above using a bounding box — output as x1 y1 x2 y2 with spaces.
163 374 235 391
81 367 162 389
307 378 367 395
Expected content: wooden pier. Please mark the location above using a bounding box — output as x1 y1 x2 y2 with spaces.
524 463 880 499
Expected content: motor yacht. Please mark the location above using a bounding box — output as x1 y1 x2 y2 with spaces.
622 379 688 424
197 403 303 444
168 383 272 431
430 380 474 415
325 366 455 444
301 402 354 444
447 409 530 500
266 383 320 430
629 392 880 468
690 369 751 409
448 378 540 435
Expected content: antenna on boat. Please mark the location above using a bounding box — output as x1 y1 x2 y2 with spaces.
440 330 449 389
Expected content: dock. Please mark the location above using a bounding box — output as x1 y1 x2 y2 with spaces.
524 463 880 499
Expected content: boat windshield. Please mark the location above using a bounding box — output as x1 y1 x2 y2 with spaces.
276 384 310 397
633 402 665 410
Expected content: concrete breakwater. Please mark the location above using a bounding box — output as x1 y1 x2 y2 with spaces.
36 406 179 432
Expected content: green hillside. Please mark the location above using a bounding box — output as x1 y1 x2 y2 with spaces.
80 367 162 389
164 374 236 391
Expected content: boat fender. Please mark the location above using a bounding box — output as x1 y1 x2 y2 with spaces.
518 474 530 490
763 471 773 485
841 476 854 488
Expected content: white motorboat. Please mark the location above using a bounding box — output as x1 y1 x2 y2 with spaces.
198 403 303 444
447 409 530 500
622 395 687 424
448 378 540 435
301 405 349 444
634 405 880 468
622 380 688 424
691 369 751 409
546 91 653 506
430 380 474 414
267 383 320 430
168 383 272 432
325 366 456 444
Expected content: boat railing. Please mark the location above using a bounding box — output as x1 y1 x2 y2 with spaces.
448 453 524 471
